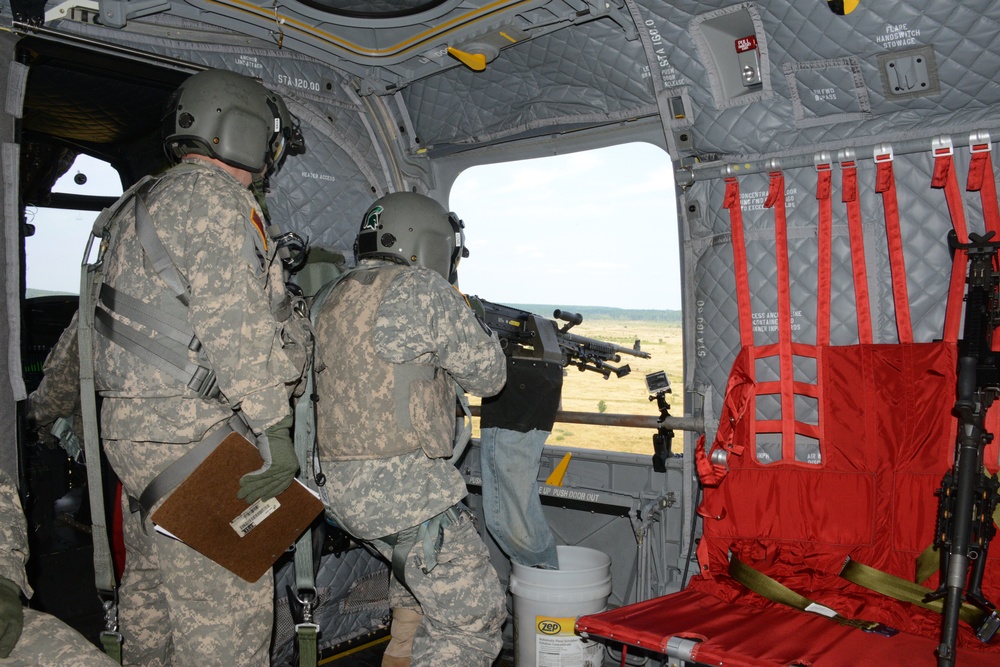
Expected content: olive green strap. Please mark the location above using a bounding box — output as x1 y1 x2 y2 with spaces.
840 557 984 627
295 623 318 667
728 556 895 635
914 543 939 586
100 631 123 664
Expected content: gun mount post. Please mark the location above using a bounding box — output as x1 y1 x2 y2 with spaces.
646 371 675 473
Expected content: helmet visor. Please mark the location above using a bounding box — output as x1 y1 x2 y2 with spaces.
271 126 287 166
447 212 466 284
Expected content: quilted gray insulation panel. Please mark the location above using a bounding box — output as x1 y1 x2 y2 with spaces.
685 146 989 461
42 16 413 256
401 1 1000 158
36 1 1000 249
271 545 390 665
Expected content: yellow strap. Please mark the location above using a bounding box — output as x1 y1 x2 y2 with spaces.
915 543 939 586
840 558 984 627
728 556 885 633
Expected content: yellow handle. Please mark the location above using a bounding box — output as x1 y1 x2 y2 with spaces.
447 47 487 72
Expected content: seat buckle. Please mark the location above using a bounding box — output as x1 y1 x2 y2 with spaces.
873 143 894 163
188 366 219 399
932 135 955 158
976 610 1000 644
862 623 900 637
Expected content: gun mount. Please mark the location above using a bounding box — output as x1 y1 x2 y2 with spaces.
475 298 651 379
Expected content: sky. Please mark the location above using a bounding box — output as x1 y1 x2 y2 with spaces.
25 142 681 311
451 142 680 311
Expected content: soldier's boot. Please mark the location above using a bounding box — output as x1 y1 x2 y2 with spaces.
382 606 423 667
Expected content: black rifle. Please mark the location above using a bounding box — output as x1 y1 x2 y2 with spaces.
926 232 1000 667
473 298 650 379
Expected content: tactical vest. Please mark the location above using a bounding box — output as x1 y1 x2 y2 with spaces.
314 266 454 461
90 161 309 403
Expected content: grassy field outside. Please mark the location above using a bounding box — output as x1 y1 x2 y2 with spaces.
470 318 684 455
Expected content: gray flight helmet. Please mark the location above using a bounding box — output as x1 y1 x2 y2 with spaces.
162 69 302 175
355 192 467 284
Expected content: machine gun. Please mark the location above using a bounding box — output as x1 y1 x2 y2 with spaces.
927 232 1000 667
473 298 650 379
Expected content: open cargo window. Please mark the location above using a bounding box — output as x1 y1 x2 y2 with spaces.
25 154 123 297
450 142 681 455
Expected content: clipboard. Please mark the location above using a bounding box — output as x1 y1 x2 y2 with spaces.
151 431 324 582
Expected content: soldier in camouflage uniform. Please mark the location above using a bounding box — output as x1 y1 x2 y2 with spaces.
0 467 117 666
26 311 83 459
88 69 309 667
313 192 507 667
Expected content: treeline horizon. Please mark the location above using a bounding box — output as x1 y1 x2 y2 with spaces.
25 290 683 324
508 303 681 323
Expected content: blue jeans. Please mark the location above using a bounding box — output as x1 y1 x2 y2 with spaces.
479 427 559 569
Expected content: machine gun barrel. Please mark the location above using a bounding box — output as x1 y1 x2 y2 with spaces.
475 297 650 378
559 330 651 360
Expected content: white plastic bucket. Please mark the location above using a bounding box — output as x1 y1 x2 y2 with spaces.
508 545 612 667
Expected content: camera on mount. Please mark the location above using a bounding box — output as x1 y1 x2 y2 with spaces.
646 371 674 473
645 370 671 396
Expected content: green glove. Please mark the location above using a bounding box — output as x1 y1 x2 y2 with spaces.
0 576 24 658
465 294 486 320
237 415 298 503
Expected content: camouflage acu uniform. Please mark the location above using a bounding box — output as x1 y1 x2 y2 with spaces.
0 468 118 666
93 158 309 667
314 258 507 666
26 311 82 455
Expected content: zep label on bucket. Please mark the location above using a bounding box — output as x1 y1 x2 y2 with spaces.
534 616 603 667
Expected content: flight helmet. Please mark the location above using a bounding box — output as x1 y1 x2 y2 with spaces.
355 192 467 284
163 69 303 175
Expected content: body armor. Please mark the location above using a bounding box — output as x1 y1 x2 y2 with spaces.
314 266 454 461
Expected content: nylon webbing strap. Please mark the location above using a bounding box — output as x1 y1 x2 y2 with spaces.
722 177 759 453
294 625 318 667
79 235 122 663
764 171 797 459
290 272 353 667
134 193 190 304
840 557 984 628
77 175 161 663
382 506 460 591
448 385 473 465
841 157 873 344
93 307 219 399
728 556 894 635
967 133 1000 237
915 543 939 587
292 357 319 667
292 358 317 595
383 524 420 587
723 177 754 348
99 284 198 351
873 147 914 343
931 137 969 343
815 159 833 347
100 633 122 665
136 416 251 519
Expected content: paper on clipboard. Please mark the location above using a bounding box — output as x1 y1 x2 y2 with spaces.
151 432 324 582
